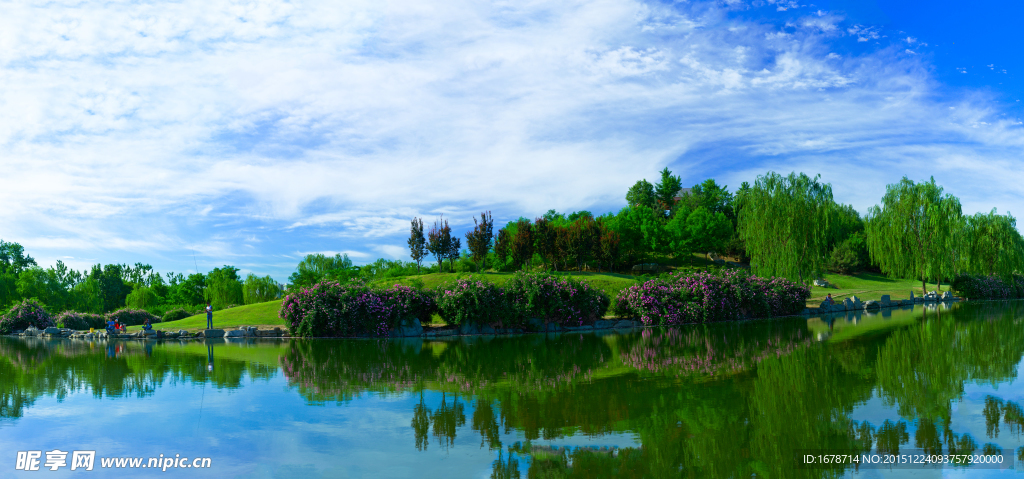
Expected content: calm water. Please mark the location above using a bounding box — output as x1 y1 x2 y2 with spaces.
3 302 1024 478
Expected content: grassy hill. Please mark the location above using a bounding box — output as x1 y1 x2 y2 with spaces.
807 272 952 306
130 299 285 332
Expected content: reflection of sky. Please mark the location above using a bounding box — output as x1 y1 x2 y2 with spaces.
0 366 639 478
846 360 1024 478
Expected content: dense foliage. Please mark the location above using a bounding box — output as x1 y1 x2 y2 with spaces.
435 278 511 327
281 280 435 337
0 299 53 334
613 270 809 326
161 308 193 323
950 274 1024 300
243 274 282 305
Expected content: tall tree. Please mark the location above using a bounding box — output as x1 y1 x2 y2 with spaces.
626 179 657 210
597 226 621 273
427 217 452 273
205 265 244 309
447 236 462 272
669 206 732 262
738 172 836 284
533 217 557 271
962 209 1024 277
289 253 353 288
465 211 494 272
243 274 282 304
494 228 511 271
865 177 962 293
408 217 427 272
510 219 534 270
654 167 683 212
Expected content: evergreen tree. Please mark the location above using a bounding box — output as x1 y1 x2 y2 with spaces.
654 167 683 212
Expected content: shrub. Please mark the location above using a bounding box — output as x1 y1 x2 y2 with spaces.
161 308 192 323
54 311 106 330
107 308 161 326
503 272 610 327
0 299 53 334
951 274 1024 299
613 270 809 326
281 280 436 337
435 278 511 327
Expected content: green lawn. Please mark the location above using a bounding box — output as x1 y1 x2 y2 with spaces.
807 272 952 307
131 300 285 332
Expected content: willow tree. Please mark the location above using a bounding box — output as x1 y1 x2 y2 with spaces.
865 177 962 293
738 172 835 283
963 209 1024 277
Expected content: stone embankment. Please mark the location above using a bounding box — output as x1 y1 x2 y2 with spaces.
8 326 290 340
804 290 959 316
388 318 644 339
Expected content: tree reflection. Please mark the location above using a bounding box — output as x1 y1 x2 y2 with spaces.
432 392 465 451
412 391 431 451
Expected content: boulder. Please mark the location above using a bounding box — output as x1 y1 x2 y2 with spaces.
593 320 614 329
852 296 862 310
459 322 479 335
527 317 545 332
480 325 496 335
44 327 61 335
401 320 423 338
226 329 247 338
813 279 830 288
203 329 225 338
880 295 890 307
178 330 190 337
613 320 634 329
941 291 952 301
842 298 853 311
864 300 880 310
565 324 594 331
545 323 562 332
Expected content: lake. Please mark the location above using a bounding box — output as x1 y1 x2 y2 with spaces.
2 301 1024 478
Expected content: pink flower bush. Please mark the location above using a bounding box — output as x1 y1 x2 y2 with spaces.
281 279 436 337
951 274 1024 299
106 308 161 326
435 279 512 327
502 272 610 327
0 299 53 334
613 270 809 326
55 311 106 330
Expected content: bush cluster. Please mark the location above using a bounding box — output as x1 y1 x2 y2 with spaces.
613 270 809 326
0 299 54 334
435 278 512 327
107 308 162 326
54 311 106 330
951 274 1024 300
161 308 193 323
502 272 610 327
281 280 435 338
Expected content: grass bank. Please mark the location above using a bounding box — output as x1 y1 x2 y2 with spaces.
806 272 953 307
130 300 285 332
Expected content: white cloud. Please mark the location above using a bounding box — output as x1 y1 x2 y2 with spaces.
0 0 1022 280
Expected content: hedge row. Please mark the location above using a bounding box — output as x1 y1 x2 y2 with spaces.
280 280 435 338
613 270 810 326
951 274 1024 300
0 300 164 334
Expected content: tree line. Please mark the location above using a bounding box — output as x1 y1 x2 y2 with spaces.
0 241 282 315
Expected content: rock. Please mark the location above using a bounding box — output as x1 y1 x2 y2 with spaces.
613 320 634 328
842 298 853 311
713 259 726 265
435 329 455 337
527 317 545 332
203 329 225 338
880 295 890 307
274 327 282 336
459 323 479 335
910 291 915 300
941 291 952 301
565 324 594 331
225 330 247 338
401 320 423 337
165 332 178 339
84 333 94 340
813 279 830 288
545 323 562 332
593 320 614 329
480 325 496 335
864 300 880 310
852 296 862 310
143 329 157 336
44 327 61 335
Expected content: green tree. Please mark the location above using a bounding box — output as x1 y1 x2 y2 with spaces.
679 179 734 220
865 177 962 293
89 264 133 313
288 253 353 288
494 228 511 271
533 217 557 271
626 179 657 210
669 206 732 262
408 217 427 272
510 219 534 270
654 167 683 212
205 266 244 309
962 209 1024 278
427 217 452 273
738 172 836 283
125 285 159 310
465 212 494 272
243 274 282 304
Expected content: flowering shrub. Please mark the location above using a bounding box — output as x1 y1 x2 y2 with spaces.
281 280 436 337
503 272 610 327
951 274 1024 299
54 311 106 330
613 270 809 326
0 299 54 334
435 279 512 327
107 308 161 326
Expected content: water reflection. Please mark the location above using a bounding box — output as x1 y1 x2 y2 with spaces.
1 301 1024 477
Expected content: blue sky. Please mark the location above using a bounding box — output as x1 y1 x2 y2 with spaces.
1 0 1022 283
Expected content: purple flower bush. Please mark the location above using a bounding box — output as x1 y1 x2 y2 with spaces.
107 308 161 326
502 272 610 328
0 299 54 334
54 311 106 330
951 274 1024 299
613 270 809 326
435 279 512 327
281 279 436 338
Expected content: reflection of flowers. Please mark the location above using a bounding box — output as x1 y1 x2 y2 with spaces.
620 327 811 377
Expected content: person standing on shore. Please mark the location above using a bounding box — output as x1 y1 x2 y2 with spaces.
206 301 213 330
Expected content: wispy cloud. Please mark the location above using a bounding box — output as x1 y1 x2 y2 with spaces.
0 0 1022 281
